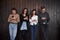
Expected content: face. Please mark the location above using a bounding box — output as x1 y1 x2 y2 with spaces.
12 10 16 14
24 9 27 14
41 8 46 13
33 11 36 15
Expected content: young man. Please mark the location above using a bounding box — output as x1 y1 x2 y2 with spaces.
38 6 50 40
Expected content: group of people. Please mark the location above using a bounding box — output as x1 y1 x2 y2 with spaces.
8 6 50 40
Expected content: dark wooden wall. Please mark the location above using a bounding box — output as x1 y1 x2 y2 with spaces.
0 0 60 40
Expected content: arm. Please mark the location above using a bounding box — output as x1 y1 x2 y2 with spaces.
36 16 38 23
43 13 50 24
24 15 28 21
47 13 50 23
8 14 11 22
17 14 20 23
29 18 32 23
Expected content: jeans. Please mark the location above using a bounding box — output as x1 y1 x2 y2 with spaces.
20 30 27 40
30 25 37 40
41 24 48 40
9 23 17 40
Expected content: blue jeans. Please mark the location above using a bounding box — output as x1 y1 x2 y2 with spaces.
9 23 17 40
30 25 37 40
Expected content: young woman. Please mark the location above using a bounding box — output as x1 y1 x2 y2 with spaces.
29 9 38 40
8 8 20 40
20 8 29 40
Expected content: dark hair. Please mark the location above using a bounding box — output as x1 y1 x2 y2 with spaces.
41 6 45 10
30 9 36 18
11 8 18 14
22 8 28 15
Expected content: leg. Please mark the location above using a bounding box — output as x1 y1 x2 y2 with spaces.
35 25 38 40
21 30 27 40
9 24 13 40
31 25 35 40
41 24 48 40
31 26 33 40
23 31 27 40
44 25 48 40
34 25 36 40
12 24 17 40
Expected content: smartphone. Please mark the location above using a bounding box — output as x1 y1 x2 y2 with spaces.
12 16 14 18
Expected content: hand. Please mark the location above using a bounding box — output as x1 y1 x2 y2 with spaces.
41 17 46 20
10 18 17 23
43 22 46 24
24 17 28 20
32 20 37 22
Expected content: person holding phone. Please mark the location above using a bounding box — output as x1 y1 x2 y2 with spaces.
8 8 20 40
29 9 38 40
38 6 50 40
20 8 29 40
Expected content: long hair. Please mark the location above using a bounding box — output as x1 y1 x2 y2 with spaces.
30 9 36 18
22 8 28 15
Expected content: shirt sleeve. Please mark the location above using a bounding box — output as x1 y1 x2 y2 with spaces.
29 18 32 23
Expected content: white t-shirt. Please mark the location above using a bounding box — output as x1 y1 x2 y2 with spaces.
29 15 38 25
